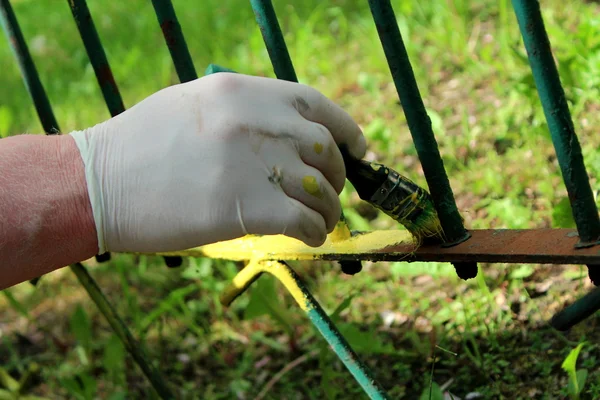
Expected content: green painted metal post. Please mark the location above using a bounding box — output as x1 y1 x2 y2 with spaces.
511 1 600 247
150 0 198 82
249 0 297 82
277 262 390 400
512 0 600 326
71 264 175 399
249 0 362 275
551 286 600 331
0 0 58 134
222 260 391 400
367 0 477 280
67 0 125 117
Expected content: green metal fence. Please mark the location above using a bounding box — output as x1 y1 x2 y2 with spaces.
1 0 600 398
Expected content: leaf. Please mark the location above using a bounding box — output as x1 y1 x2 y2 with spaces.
107 392 127 400
244 275 276 320
140 284 198 331
576 369 588 395
2 290 29 318
58 377 85 400
337 324 394 354
70 305 92 350
329 294 356 324
77 373 97 400
419 382 444 400
0 389 15 400
103 334 125 378
562 342 586 373
552 197 576 229
563 342 586 397
244 275 293 333
0 366 19 392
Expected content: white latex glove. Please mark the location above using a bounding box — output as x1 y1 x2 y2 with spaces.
69 73 366 254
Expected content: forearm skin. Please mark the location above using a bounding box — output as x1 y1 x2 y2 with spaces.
0 134 97 290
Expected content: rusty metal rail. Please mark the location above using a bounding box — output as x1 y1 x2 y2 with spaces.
148 228 600 265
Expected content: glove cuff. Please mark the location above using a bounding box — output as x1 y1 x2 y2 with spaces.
69 129 106 255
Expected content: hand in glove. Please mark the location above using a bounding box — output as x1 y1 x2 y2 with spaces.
70 73 366 254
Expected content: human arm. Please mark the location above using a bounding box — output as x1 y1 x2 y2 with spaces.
0 73 366 289
0 134 98 289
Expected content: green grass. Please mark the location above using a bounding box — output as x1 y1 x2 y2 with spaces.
1 0 600 398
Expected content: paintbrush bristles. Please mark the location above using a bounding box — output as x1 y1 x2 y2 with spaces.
339 144 444 245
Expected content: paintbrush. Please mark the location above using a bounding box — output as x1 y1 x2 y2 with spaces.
339 145 444 246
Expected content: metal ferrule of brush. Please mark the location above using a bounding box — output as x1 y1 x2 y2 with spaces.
369 168 425 223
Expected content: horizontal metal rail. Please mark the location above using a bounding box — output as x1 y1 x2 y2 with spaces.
139 228 600 265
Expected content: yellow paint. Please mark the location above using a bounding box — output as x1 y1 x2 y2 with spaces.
262 261 312 311
314 142 324 154
329 221 352 242
219 260 312 311
137 230 417 312
302 175 323 199
370 163 383 172
144 230 416 261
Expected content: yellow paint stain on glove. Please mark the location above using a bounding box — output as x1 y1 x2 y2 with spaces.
313 142 323 154
302 175 323 199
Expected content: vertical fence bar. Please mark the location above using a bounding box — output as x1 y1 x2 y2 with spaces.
0 2 174 397
221 260 391 400
67 0 124 117
512 0 600 322
367 0 477 279
511 1 600 247
0 0 58 134
249 0 297 82
70 264 175 399
0 0 110 267
249 0 362 275
150 0 198 82
67 0 182 268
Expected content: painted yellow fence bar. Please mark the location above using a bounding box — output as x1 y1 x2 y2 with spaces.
138 230 416 262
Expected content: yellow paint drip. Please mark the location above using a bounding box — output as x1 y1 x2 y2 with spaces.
219 260 312 311
329 221 352 242
302 175 323 199
314 142 324 154
262 261 312 311
144 230 416 261
138 231 416 312
220 260 263 306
